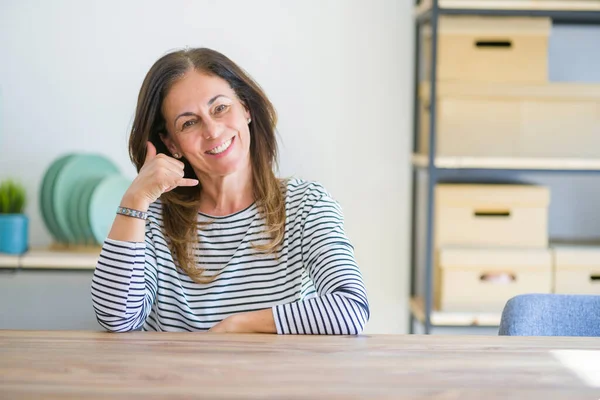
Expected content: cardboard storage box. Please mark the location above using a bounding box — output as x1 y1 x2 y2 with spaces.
436 184 550 248
437 247 553 312
419 82 600 158
553 244 600 295
423 16 550 83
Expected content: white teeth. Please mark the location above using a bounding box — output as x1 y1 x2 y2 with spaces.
207 138 233 155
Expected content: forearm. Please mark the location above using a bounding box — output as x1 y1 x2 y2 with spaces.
107 193 149 242
92 238 156 332
273 290 370 335
298 193 371 335
210 308 277 333
238 309 277 333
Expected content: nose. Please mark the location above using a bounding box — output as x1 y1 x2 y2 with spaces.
202 117 223 140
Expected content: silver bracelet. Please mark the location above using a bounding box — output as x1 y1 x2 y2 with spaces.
117 206 148 220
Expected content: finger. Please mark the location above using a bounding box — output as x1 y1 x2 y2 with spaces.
155 155 186 172
209 325 225 333
153 161 185 178
158 170 192 191
163 178 198 193
160 169 186 188
177 178 199 187
145 141 157 164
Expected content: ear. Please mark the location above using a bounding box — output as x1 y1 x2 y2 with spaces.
159 132 178 156
242 104 251 121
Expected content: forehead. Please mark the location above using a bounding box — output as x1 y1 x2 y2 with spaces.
162 70 235 116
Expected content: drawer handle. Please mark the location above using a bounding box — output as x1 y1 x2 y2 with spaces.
480 272 516 284
475 40 512 49
474 210 511 218
590 275 600 282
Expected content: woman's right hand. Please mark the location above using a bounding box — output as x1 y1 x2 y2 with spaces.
121 141 199 210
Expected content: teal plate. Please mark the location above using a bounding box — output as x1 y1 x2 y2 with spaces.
40 154 75 243
67 176 103 246
76 177 105 246
89 175 131 245
52 154 120 244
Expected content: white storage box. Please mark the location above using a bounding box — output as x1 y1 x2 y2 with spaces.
435 184 550 248
423 16 550 83
437 247 553 312
553 244 600 295
419 82 600 158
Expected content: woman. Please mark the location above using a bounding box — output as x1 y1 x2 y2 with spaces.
91 48 369 334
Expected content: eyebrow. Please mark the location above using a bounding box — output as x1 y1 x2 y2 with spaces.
173 94 229 128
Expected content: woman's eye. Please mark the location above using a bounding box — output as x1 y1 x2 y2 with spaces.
182 120 196 129
214 104 228 114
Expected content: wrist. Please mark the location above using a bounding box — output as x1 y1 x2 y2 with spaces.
120 192 150 212
230 313 253 332
231 309 276 334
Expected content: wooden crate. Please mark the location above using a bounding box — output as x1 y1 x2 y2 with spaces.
419 82 600 158
436 247 553 312
423 16 550 83
436 184 550 248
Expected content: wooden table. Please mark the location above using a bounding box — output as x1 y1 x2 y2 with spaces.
1 331 599 399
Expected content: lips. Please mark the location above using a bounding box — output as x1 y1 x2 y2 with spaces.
206 137 234 155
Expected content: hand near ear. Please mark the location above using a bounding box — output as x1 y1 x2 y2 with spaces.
122 142 199 211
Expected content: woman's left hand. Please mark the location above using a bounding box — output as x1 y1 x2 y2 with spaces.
207 309 277 334
207 314 246 333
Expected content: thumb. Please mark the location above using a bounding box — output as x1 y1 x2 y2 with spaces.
145 141 157 163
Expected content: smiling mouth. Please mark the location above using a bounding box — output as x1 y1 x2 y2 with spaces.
206 137 234 155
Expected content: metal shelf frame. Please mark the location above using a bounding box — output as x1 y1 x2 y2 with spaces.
418 8 600 24
409 0 600 334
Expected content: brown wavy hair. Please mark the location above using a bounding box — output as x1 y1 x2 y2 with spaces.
129 48 285 283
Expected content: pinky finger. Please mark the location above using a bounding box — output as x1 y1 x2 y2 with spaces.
178 178 200 187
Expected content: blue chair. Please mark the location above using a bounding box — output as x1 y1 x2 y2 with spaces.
498 294 600 337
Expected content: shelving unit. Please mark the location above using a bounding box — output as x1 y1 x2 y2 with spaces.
416 0 600 20
412 155 600 172
0 249 99 270
410 297 501 327
409 0 600 334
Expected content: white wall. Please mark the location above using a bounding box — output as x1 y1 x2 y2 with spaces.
0 0 414 333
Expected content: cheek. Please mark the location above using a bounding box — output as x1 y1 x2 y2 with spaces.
182 134 202 148
241 126 252 149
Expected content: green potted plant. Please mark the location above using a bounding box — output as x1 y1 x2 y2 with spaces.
0 179 28 254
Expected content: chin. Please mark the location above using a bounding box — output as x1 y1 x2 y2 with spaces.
211 157 250 177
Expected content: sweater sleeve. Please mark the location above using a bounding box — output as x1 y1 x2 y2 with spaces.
272 194 370 335
91 220 159 332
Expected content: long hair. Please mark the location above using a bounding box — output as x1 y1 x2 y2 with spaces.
129 48 285 283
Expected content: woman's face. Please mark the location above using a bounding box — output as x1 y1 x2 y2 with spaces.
161 70 251 180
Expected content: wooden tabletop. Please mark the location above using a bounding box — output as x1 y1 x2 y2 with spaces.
1 331 599 399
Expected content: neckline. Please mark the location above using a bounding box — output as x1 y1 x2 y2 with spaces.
197 202 257 221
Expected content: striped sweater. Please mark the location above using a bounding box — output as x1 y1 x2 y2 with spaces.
91 179 370 334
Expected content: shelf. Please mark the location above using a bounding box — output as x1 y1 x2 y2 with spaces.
0 248 100 270
416 0 600 21
419 81 600 99
0 254 20 269
410 297 501 327
417 0 600 12
412 154 600 172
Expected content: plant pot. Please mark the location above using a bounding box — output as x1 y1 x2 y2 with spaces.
0 214 28 254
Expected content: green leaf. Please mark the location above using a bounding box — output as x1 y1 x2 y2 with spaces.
0 179 26 214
